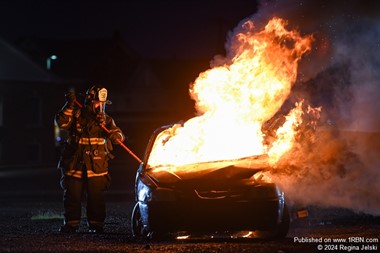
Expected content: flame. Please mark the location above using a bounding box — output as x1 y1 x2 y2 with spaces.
148 17 314 171
268 101 304 164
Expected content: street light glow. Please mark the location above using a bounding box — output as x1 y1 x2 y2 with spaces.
46 55 58 70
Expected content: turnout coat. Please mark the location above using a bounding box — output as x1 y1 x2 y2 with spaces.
55 105 125 178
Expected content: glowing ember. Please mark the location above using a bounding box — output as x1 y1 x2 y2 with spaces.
148 17 314 171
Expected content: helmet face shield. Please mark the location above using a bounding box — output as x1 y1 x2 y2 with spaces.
92 101 106 114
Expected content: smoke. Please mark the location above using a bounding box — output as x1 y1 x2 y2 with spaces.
250 0 380 214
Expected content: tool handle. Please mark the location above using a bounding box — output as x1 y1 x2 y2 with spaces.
74 100 83 108
99 124 143 164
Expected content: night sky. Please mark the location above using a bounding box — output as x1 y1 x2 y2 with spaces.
0 0 258 59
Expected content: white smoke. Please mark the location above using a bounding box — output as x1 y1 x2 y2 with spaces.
335 22 380 133
251 0 380 214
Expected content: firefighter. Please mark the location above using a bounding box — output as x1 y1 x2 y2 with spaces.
55 85 125 233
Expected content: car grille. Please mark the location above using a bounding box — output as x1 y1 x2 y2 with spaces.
194 189 244 199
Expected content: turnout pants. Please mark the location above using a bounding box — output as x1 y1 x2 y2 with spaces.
61 173 110 228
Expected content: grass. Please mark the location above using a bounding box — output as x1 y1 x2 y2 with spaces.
31 210 64 220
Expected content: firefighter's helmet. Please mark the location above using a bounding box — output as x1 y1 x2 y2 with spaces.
84 85 110 114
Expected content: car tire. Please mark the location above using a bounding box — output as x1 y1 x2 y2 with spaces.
254 203 290 239
275 203 290 239
131 202 147 238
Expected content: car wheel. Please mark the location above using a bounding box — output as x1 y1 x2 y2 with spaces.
131 202 147 238
254 203 290 239
275 203 290 239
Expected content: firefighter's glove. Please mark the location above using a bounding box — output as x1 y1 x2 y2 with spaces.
109 132 123 144
96 113 106 125
65 90 76 108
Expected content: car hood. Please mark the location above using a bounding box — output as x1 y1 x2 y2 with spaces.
145 154 270 188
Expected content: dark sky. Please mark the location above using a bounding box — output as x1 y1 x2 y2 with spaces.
0 0 258 58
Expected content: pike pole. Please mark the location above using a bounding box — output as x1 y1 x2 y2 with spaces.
74 99 143 164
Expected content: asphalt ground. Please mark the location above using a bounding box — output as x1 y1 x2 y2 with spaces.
1 164 379 252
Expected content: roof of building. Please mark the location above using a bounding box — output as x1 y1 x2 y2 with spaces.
0 37 58 83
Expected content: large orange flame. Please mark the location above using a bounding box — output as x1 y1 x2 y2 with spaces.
148 17 314 172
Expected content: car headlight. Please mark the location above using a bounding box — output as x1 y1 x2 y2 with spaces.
137 180 152 202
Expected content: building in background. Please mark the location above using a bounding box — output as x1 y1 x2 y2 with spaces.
0 37 71 167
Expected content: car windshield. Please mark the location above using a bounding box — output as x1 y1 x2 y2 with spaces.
145 157 270 187
144 126 271 184
145 125 269 170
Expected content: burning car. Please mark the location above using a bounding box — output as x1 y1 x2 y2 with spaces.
131 124 290 240
129 17 319 240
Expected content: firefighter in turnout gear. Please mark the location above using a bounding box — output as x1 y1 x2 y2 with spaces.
55 85 125 233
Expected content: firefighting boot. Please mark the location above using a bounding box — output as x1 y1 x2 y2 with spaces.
88 221 104 234
59 220 80 233
88 226 104 234
59 224 78 233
